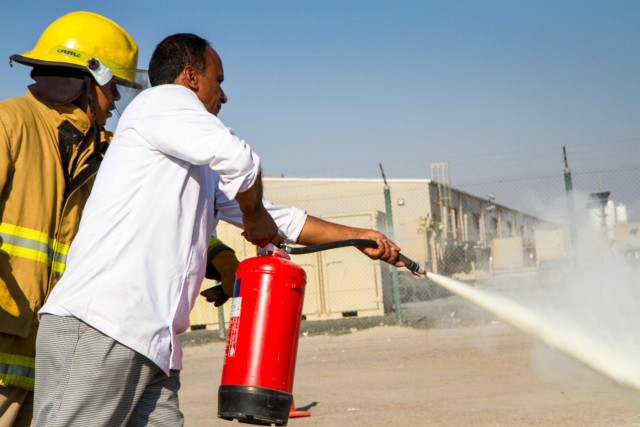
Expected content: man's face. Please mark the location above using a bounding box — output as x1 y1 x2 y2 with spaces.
91 79 120 127
195 47 228 116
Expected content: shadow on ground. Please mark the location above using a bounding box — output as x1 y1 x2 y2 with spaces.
179 291 496 348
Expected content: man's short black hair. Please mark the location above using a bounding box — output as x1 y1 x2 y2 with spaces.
148 33 211 87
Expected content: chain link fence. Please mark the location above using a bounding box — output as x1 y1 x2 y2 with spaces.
189 163 640 330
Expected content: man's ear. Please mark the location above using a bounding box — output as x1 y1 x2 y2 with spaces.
180 65 199 90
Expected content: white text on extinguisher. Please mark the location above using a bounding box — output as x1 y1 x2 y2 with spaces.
226 297 242 358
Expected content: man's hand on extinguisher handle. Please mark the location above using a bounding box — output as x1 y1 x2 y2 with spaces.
240 206 283 247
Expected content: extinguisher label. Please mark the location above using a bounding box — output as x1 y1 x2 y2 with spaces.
230 296 242 317
226 297 242 358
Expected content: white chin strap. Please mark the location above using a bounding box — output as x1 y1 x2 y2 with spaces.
87 58 114 86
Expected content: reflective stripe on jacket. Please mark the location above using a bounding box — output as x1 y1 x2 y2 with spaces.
0 91 104 390
0 223 70 274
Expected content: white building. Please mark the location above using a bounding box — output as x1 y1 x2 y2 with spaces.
192 177 545 326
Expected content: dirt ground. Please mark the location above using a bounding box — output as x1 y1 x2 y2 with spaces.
179 321 640 427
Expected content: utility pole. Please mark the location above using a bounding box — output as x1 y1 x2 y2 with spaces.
430 163 453 241
379 163 402 325
563 146 578 256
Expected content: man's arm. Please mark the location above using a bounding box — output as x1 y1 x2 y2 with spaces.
234 174 281 247
296 215 403 267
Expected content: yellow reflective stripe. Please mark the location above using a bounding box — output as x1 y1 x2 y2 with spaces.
0 353 35 390
0 223 69 273
53 241 70 256
0 374 35 390
0 223 49 245
0 242 50 264
51 241 70 274
52 258 67 274
0 353 35 369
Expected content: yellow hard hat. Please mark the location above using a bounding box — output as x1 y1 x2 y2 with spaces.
10 11 142 87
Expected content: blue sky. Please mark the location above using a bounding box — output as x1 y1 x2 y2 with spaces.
1 1 639 214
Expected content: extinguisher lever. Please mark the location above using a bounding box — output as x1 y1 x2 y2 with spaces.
257 243 291 259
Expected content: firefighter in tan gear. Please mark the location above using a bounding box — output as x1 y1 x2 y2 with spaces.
0 12 146 426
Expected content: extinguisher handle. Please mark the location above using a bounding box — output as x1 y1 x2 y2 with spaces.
277 239 426 276
257 243 291 259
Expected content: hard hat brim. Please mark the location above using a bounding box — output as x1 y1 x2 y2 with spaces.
10 54 146 90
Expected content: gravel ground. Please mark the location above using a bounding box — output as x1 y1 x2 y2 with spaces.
177 277 640 426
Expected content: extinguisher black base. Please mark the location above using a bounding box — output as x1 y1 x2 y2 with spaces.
218 385 292 426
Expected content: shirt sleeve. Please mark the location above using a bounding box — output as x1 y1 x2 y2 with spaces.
215 182 308 244
130 86 260 198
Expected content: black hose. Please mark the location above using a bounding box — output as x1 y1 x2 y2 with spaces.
278 239 376 254
278 239 425 275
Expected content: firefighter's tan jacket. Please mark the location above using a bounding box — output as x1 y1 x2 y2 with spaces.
0 91 107 390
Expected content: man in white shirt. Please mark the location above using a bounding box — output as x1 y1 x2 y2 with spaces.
33 33 403 426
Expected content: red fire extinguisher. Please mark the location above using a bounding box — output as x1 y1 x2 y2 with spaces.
218 245 306 426
217 240 425 426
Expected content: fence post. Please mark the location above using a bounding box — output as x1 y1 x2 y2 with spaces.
379 163 402 325
563 147 578 257
217 291 227 339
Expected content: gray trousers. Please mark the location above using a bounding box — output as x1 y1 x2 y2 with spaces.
34 315 183 427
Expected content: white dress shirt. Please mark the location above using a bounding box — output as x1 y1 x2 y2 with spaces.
41 85 307 374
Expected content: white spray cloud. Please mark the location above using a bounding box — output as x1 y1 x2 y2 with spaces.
431 188 640 390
